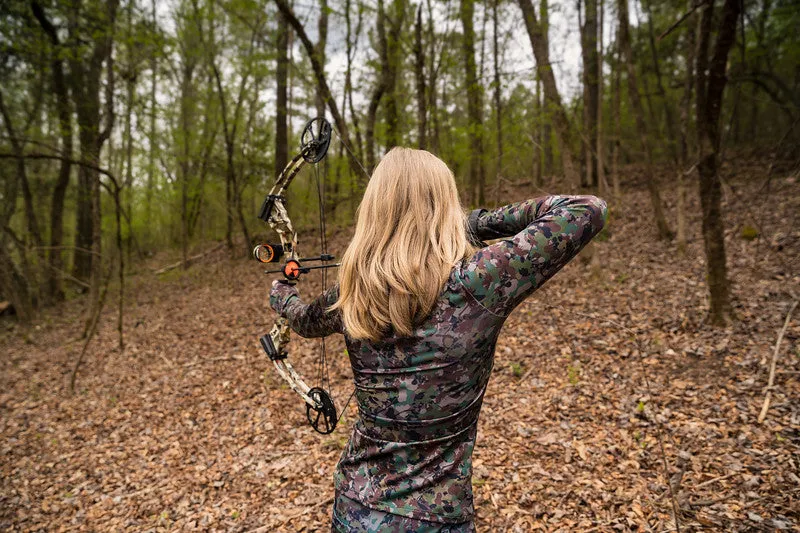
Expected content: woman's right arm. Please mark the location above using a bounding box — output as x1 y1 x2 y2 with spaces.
462 195 607 316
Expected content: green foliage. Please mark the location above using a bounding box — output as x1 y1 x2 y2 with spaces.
741 225 759 240
510 362 523 378
567 362 580 386
2 0 797 322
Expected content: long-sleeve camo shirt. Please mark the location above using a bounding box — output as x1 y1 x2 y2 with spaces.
269 195 608 524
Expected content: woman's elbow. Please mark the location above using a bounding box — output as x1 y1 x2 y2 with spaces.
584 196 608 234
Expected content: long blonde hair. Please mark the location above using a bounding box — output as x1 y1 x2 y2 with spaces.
331 147 475 341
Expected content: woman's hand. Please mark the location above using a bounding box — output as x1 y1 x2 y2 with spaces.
270 279 299 314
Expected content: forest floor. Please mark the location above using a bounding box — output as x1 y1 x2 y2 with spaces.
2 155 799 532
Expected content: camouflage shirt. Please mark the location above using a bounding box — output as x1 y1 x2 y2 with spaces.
270 195 608 524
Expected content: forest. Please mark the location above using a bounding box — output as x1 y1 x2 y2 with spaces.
1 0 798 531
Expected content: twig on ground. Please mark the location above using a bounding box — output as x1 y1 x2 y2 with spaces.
154 242 224 275
182 354 246 367
70 265 114 392
757 299 798 424
694 472 738 489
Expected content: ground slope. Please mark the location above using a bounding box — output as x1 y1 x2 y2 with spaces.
2 158 798 532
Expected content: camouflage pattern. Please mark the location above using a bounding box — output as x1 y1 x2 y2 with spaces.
331 492 475 532
270 195 607 525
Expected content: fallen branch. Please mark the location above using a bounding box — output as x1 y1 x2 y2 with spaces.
70 265 114 392
757 300 798 424
153 242 224 275
182 354 246 367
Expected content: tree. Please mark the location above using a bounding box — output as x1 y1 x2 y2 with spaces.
695 0 741 325
460 0 485 205
581 0 599 188
414 6 427 150
517 0 580 188
617 0 672 240
364 0 406 172
31 1 74 302
67 0 120 311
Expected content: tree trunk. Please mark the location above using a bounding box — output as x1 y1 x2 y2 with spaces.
365 0 389 173
414 6 427 150
611 22 621 199
315 0 328 119
534 75 542 187
385 0 406 149
518 0 579 189
643 0 678 163
460 0 485 205
541 0 553 178
274 0 365 182
676 0 697 256
147 0 157 247
32 2 73 302
0 90 45 298
696 0 740 325
344 0 365 207
581 0 598 189
364 0 405 168
426 0 441 153
212 14 259 255
493 0 503 176
618 0 672 240
596 0 606 194
179 57 195 265
275 9 289 175
67 0 119 308
0 244 34 322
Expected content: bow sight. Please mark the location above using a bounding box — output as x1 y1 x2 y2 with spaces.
253 243 338 281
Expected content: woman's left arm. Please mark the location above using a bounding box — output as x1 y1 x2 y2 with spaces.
269 282 344 337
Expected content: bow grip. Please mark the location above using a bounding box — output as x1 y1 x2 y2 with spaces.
260 334 287 361
258 194 285 222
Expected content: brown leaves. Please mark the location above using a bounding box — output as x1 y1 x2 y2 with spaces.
2 168 800 531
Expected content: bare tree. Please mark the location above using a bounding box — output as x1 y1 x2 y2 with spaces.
517 0 580 188
581 0 599 188
617 0 672 240
695 0 740 325
460 0 485 204
414 6 427 150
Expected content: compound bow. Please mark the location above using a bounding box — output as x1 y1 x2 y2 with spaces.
255 116 343 434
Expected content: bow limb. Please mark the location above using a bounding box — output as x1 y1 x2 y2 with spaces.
266 318 318 406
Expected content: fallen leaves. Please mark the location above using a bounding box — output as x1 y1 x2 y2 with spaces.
2 162 799 531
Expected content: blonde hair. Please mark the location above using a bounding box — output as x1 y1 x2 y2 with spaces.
331 147 475 341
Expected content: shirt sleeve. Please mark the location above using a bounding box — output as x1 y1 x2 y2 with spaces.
269 282 344 337
459 195 607 316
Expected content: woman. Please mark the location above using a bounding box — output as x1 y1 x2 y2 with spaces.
270 147 607 532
